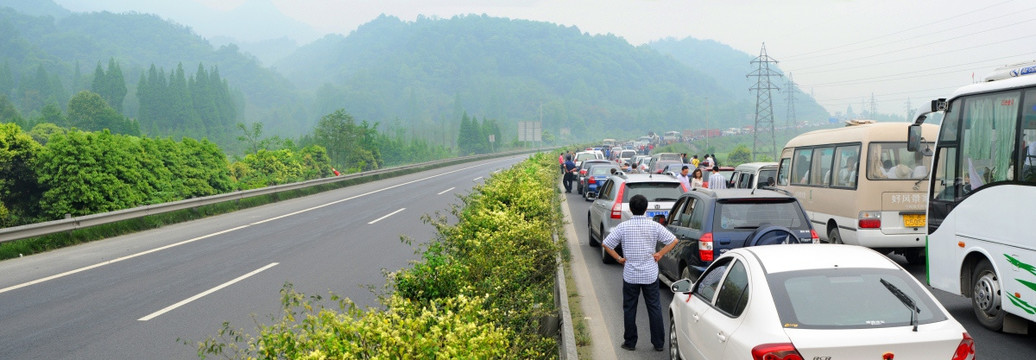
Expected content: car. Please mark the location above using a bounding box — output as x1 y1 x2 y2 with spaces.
728 162 779 190
668 244 974 360
575 159 611 195
647 153 682 174
657 188 818 284
661 163 689 177
618 149 639 164
573 150 603 169
583 164 619 200
701 165 736 188
586 173 685 263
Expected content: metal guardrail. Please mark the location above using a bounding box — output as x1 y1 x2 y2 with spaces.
0 148 549 244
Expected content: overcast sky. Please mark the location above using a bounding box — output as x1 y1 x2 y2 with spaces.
53 0 1036 118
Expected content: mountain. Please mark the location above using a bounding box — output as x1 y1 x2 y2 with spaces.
649 37 830 126
276 14 809 143
0 0 70 19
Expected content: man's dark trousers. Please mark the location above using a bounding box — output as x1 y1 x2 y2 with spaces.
621 279 664 349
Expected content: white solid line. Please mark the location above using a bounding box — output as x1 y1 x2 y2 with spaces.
368 208 406 225
437 187 455 195
0 161 494 295
138 262 279 321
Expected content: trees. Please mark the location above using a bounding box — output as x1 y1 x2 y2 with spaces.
313 109 382 172
0 123 42 226
90 59 128 113
66 91 140 135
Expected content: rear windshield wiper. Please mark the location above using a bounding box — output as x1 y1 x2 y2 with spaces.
880 278 920 331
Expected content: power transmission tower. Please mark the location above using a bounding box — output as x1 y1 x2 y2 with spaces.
905 98 913 122
784 72 797 130
869 93 878 119
748 43 781 161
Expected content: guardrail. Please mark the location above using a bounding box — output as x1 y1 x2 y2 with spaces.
0 148 550 244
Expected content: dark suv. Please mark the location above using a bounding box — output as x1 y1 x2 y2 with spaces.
656 188 818 284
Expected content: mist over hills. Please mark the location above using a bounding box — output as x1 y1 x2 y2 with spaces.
0 1 829 149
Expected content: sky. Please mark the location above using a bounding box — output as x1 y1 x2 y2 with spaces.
53 0 1036 119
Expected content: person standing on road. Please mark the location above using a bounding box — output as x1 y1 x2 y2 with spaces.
707 165 727 189
677 165 691 191
563 155 577 193
602 194 678 352
691 168 704 189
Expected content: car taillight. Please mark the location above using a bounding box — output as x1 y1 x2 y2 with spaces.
580 169 587 176
810 229 819 243
859 211 881 229
699 233 714 262
951 332 975 360
588 177 596 184
611 184 626 219
752 343 803 360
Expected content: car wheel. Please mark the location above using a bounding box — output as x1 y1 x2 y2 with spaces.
588 217 599 247
828 227 843 244
602 239 615 264
669 313 681 360
972 259 1005 331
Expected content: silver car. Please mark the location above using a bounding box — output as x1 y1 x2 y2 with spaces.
586 173 685 263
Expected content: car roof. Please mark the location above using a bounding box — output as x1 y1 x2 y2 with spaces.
733 244 900 274
683 188 794 200
733 162 778 171
612 173 681 183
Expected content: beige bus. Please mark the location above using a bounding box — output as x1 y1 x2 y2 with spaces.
775 121 939 263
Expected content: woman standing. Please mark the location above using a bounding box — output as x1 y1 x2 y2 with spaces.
690 168 705 189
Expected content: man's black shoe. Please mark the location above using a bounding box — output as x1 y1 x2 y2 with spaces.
654 347 664 352
620 344 635 351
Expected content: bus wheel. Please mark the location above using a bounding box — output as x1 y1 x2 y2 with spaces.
828 228 843 244
972 260 1005 331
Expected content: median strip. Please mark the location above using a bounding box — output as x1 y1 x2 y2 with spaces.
138 262 279 321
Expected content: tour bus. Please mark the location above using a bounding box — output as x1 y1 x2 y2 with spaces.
909 61 1036 333
602 138 616 148
776 121 938 264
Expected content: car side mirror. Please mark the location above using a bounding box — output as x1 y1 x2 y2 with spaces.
586 192 598 200
652 214 667 224
671 278 693 293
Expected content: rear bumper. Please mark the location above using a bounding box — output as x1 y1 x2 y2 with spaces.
852 229 925 249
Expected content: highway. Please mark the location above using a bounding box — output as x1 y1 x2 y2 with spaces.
561 188 1036 359
0 155 527 359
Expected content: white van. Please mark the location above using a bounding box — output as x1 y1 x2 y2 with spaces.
729 162 779 190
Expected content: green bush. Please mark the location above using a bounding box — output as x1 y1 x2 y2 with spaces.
194 152 564 359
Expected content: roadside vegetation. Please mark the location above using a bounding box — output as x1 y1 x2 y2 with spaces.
191 153 565 359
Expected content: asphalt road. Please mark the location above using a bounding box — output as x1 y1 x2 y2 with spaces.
561 188 1036 360
0 155 527 360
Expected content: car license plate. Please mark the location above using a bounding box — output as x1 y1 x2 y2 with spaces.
646 211 669 218
903 214 925 228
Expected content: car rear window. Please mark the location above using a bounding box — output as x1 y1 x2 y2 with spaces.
623 182 683 202
576 153 598 161
713 200 808 230
590 166 617 175
767 268 947 329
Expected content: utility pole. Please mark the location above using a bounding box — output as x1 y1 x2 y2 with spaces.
869 93 878 119
784 72 797 130
748 42 781 161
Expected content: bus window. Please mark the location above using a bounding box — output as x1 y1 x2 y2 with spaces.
810 147 834 185
933 147 959 201
960 91 1020 188
832 145 861 188
792 149 813 185
868 143 930 180
1021 90 1036 183
778 157 791 186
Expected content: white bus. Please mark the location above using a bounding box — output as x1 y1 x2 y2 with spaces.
776 121 938 264
909 61 1036 333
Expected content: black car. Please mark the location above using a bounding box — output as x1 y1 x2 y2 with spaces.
656 188 819 284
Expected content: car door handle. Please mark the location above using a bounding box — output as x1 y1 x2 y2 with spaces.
716 331 727 343
691 313 700 322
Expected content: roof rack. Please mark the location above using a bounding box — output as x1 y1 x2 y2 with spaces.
984 60 1036 82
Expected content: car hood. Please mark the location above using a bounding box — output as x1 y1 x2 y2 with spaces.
783 320 968 360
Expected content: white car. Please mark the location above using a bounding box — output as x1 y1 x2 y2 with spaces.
668 244 974 360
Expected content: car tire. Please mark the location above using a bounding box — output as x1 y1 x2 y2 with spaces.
972 259 1005 331
602 240 616 264
828 227 843 244
669 313 681 360
588 217 599 247
904 249 924 265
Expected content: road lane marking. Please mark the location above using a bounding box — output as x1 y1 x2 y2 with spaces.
0 160 502 295
437 187 455 195
473 176 483 182
368 208 406 225
138 262 279 321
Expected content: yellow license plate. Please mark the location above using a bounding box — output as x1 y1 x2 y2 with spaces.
903 214 925 228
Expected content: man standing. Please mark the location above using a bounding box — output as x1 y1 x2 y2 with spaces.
602 195 677 352
677 165 691 191
563 155 577 193
707 165 728 189
691 155 700 169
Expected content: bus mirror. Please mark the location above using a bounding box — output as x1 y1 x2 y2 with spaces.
930 98 947 112
907 124 922 152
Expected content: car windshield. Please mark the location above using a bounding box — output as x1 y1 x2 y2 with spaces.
714 200 808 230
622 182 683 202
767 268 946 329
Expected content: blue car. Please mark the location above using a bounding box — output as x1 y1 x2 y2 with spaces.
583 164 619 200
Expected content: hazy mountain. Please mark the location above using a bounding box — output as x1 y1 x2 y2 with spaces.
0 0 70 19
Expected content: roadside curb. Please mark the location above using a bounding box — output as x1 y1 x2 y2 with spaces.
555 232 578 360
